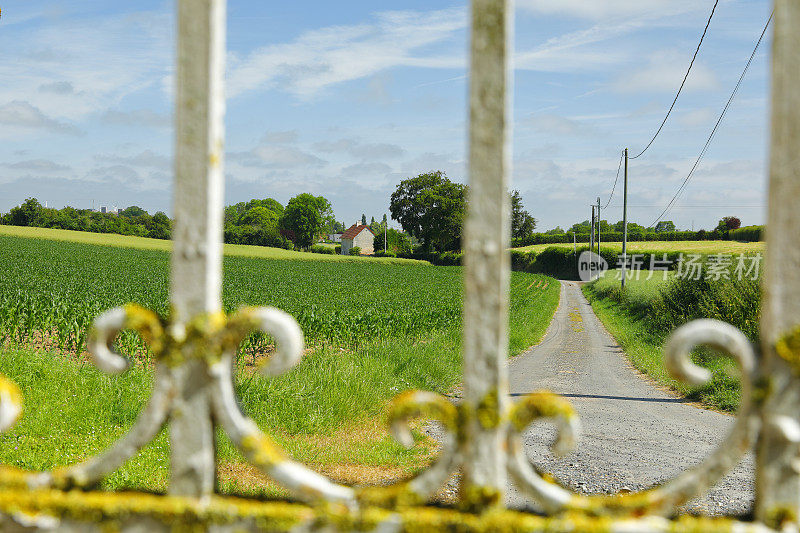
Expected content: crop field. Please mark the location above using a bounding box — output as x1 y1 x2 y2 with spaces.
0 232 560 494
0 236 458 354
0 225 423 265
514 240 763 255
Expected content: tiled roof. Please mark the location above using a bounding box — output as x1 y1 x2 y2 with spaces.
341 224 374 240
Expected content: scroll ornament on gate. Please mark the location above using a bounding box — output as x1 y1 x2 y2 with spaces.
0 304 761 520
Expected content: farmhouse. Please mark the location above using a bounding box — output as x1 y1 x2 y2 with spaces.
340 223 374 255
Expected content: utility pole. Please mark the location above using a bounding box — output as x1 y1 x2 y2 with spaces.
590 205 595 254
573 231 576 254
596 196 601 254
384 217 387 253
621 148 629 290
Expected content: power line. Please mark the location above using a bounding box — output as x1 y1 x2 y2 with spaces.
630 0 719 160
648 12 773 228
603 150 625 209
608 205 765 209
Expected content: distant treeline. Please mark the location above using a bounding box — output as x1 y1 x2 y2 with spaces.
1 198 172 239
511 225 763 247
0 196 343 251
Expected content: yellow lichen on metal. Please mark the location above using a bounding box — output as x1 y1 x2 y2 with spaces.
355 482 425 509
764 506 799 530
218 307 263 355
775 325 800 375
0 374 22 423
459 484 502 513
569 490 660 518
0 466 35 490
0 485 760 533
241 433 289 470
508 390 576 432
387 390 459 434
0 487 313 530
122 304 166 356
476 388 501 430
185 309 228 365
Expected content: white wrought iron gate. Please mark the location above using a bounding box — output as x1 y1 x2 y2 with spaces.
0 0 797 531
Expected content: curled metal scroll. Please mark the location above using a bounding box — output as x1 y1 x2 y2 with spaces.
0 305 171 490
0 375 22 434
212 307 460 507
210 307 355 504
508 318 759 516
355 390 460 507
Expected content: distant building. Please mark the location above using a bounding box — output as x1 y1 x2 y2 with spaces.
340 224 374 255
328 233 343 243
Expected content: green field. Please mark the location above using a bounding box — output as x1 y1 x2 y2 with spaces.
514 240 763 255
0 230 560 495
0 225 422 265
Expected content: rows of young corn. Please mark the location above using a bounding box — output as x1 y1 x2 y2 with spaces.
0 236 554 359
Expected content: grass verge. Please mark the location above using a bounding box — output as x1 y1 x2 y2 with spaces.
583 275 742 412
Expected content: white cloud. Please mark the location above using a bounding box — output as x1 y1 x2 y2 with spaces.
227 7 466 98
261 130 299 144
252 145 327 168
38 81 75 95
229 144 327 171
526 113 598 136
517 0 702 21
5 159 71 172
101 109 171 129
679 107 717 127
0 8 171 122
95 150 170 170
613 50 719 94
0 101 83 135
340 162 393 177
312 138 404 160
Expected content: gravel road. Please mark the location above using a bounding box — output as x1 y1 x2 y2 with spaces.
505 280 754 515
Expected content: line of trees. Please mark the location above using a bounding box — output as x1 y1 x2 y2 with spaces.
1 198 171 239
2 194 344 251
388 170 537 253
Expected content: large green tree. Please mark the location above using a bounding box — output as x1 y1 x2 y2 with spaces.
716 216 741 232
510 190 536 239
654 220 676 233
240 206 279 232
389 171 466 252
281 193 329 249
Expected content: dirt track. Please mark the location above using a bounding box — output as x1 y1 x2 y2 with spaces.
506 280 754 515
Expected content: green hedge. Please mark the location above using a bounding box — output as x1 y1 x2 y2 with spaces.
512 246 683 280
309 244 335 255
729 225 763 242
512 226 765 247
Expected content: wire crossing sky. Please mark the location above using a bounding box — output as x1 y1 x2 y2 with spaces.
0 0 772 231
630 0 720 160
647 11 773 228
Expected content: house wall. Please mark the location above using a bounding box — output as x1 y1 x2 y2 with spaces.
341 238 353 255
354 230 374 254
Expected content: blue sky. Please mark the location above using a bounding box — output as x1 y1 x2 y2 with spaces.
0 0 771 231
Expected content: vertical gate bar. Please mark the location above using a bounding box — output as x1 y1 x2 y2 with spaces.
756 0 800 521
461 0 512 505
169 0 226 497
